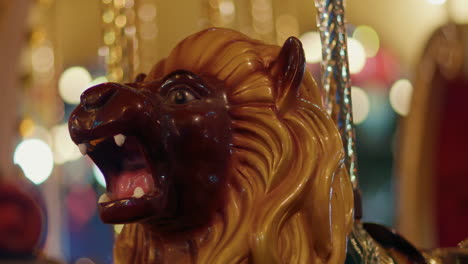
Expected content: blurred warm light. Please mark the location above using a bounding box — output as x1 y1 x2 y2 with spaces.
125 26 136 36
427 0 446 5
251 0 274 34
29 125 53 145
58 66 92 105
75 257 95 264
114 0 126 8
351 86 370 124
449 0 468 23
348 38 367 74
14 139 54 185
299 31 322 64
93 164 106 188
353 25 380 58
219 0 235 16
104 30 116 45
102 10 114 24
19 118 35 138
98 46 109 57
390 79 413 116
51 123 82 164
125 0 134 8
114 15 127 28
31 45 55 73
89 76 108 87
138 3 157 22
114 224 124 234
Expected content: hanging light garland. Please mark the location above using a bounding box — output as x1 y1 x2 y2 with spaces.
314 0 358 190
100 0 138 82
249 0 275 43
135 0 159 73
202 0 237 29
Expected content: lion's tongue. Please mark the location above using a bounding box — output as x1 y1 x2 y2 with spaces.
112 169 154 199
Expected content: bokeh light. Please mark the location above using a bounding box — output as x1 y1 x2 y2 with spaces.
19 118 35 138
58 66 92 105
351 86 370 124
449 0 468 23
353 25 380 58
31 45 55 73
51 123 82 164
14 139 54 185
89 76 108 87
93 164 106 188
219 0 235 17
389 79 413 116
138 3 157 22
348 38 367 74
299 31 322 64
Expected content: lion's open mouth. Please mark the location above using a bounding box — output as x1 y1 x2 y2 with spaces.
77 134 164 224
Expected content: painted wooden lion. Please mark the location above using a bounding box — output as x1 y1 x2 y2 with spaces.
69 28 354 264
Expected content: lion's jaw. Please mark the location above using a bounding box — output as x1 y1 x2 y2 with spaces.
68 71 233 236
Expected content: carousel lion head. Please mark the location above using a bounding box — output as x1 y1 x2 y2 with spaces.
69 28 353 264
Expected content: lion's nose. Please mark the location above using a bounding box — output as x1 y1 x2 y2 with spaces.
80 83 119 110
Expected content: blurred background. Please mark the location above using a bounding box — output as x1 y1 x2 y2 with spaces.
0 0 467 263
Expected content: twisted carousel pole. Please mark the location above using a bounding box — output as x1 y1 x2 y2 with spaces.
314 0 359 196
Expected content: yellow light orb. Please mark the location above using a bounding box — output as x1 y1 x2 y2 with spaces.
138 3 157 22
353 25 380 58
299 31 322 64
14 139 54 185
58 66 92 105
19 118 35 138
51 123 82 164
219 0 235 17
351 86 370 124
390 79 413 116
449 0 468 23
348 38 367 74
31 45 55 73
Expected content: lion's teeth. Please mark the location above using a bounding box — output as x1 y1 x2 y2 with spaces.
78 143 88 155
98 193 110 204
114 134 126 147
133 187 144 198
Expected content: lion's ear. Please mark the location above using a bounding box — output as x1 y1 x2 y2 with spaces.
270 37 306 115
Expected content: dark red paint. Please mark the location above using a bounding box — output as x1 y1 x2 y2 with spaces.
69 71 232 235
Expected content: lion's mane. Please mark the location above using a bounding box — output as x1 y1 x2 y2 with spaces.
114 28 354 264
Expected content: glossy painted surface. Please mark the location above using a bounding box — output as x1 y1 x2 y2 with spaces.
69 28 354 263
69 71 232 234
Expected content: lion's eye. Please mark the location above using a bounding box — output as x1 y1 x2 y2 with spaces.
167 89 196 104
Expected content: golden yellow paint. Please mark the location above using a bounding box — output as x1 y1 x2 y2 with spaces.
114 28 354 264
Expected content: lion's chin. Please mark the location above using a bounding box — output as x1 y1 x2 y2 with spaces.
98 193 165 224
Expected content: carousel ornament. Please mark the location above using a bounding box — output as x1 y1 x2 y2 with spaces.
68 1 468 264
69 28 354 263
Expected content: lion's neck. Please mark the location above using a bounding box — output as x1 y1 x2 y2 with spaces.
114 223 216 264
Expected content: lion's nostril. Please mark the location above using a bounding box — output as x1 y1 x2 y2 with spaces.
81 83 118 110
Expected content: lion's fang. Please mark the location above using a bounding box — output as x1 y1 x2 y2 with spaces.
114 134 126 147
98 193 110 204
78 143 88 155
